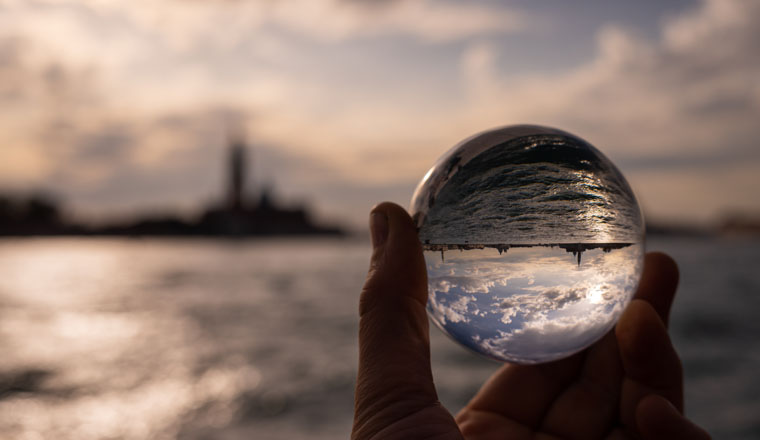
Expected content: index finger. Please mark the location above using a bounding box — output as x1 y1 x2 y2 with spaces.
633 252 679 327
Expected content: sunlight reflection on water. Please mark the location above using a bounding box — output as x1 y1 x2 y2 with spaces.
0 238 367 440
0 237 756 439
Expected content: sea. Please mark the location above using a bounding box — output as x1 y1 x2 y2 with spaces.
0 236 757 439
415 131 643 245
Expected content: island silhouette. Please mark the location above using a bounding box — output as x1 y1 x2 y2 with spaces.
0 139 343 237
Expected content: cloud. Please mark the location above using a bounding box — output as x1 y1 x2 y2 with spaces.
425 245 642 362
2 0 521 171
430 275 508 295
0 102 340 220
459 0 760 155
479 306 618 363
454 0 760 221
1 0 528 50
0 0 757 225
318 0 528 42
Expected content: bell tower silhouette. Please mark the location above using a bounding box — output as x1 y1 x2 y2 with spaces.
227 138 247 211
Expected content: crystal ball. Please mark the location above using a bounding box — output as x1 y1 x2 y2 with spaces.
410 125 645 364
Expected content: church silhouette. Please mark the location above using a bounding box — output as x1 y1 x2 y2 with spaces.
0 138 344 237
196 139 343 236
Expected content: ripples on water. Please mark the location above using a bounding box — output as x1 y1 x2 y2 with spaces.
0 237 757 439
416 133 642 244
0 239 366 440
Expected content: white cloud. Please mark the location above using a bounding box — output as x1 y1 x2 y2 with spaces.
454 0 760 221
332 1 528 42
479 305 618 364
459 0 760 154
425 245 642 363
3 0 527 48
429 274 508 295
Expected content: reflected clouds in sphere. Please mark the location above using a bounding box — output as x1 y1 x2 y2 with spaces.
410 125 645 364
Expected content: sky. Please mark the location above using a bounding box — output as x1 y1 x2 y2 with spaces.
1 0 758 228
425 244 642 363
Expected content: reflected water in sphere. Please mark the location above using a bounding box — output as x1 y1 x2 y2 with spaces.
410 125 645 364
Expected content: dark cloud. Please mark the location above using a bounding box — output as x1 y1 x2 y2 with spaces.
618 144 760 172
683 92 754 117
0 34 101 111
73 126 135 163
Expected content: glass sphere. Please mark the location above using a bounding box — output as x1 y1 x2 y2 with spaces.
410 125 644 364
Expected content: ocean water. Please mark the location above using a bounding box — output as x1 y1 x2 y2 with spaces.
0 237 757 439
413 130 643 244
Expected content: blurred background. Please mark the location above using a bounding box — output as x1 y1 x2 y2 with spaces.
0 0 758 438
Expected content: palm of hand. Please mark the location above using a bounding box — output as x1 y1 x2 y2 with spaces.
370 296 679 439
456 315 678 440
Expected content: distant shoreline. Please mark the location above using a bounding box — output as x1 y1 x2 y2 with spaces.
422 242 633 264
0 229 349 239
422 242 633 251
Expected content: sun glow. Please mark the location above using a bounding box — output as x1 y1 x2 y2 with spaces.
587 284 605 304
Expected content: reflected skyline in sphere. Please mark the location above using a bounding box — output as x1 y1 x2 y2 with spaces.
411 125 645 364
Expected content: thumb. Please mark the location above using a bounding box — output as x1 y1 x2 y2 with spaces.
353 202 438 433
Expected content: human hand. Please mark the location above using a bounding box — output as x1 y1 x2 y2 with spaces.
352 202 711 440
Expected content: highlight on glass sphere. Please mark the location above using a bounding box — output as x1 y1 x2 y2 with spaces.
410 125 645 364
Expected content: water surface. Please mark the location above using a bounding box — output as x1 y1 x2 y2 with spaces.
0 237 756 439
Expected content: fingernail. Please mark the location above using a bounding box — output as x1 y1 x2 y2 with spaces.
643 394 680 416
370 211 388 248
660 397 680 415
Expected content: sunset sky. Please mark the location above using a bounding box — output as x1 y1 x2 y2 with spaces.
1 0 758 228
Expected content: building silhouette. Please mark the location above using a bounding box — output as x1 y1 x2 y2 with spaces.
0 137 343 237
228 140 246 212
196 138 342 236
424 242 632 266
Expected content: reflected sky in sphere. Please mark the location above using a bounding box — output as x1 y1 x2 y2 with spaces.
411 125 645 364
